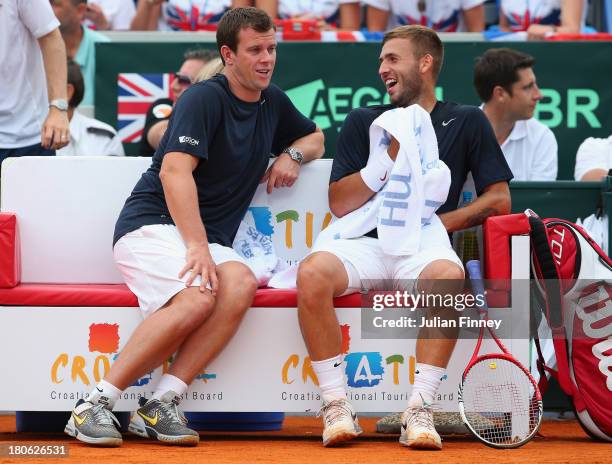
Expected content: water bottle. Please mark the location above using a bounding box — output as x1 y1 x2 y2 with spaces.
454 191 480 265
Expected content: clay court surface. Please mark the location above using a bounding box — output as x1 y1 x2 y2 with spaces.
1 415 609 464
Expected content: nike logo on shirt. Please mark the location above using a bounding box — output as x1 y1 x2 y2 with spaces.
442 118 456 127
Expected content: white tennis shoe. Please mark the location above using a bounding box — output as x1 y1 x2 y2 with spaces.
399 401 442 450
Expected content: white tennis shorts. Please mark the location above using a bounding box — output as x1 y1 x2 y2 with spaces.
312 233 463 295
113 224 246 318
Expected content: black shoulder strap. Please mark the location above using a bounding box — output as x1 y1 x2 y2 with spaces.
528 215 564 329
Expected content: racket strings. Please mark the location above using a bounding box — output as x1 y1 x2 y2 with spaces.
461 357 541 446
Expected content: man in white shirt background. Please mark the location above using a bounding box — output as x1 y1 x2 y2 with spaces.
575 135 612 181
474 47 558 181
0 0 70 176
57 60 125 157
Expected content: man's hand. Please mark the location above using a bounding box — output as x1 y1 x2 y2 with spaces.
179 242 219 295
41 107 70 149
85 3 111 30
260 153 300 194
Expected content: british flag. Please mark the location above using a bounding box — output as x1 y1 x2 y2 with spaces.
117 73 174 144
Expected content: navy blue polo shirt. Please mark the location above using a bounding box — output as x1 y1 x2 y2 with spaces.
114 74 316 247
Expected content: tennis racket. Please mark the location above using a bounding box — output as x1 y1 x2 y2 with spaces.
458 260 543 448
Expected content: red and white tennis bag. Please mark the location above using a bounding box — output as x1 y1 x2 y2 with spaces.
527 210 612 441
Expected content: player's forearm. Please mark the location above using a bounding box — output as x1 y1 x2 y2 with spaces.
439 183 511 232
290 128 325 163
38 29 68 102
329 172 376 218
160 167 209 247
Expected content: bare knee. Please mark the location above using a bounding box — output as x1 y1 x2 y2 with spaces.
417 260 465 294
218 263 257 318
298 254 333 295
178 289 216 328
231 266 257 307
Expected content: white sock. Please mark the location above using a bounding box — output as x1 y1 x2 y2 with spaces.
408 363 446 407
152 374 189 401
88 380 122 409
311 354 347 403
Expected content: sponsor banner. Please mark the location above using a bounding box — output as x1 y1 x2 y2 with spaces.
0 306 529 412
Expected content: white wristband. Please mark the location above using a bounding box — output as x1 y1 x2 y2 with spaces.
360 149 394 192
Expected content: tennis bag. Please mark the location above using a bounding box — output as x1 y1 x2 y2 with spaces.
527 210 612 441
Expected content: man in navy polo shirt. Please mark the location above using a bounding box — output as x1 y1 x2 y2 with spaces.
296 25 512 449
65 7 324 447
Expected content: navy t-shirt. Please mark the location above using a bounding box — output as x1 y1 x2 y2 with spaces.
331 101 513 238
114 74 316 247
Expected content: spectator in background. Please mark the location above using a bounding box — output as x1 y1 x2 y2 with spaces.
194 57 225 82
131 0 229 31
52 0 110 106
499 0 588 40
366 0 485 33
0 0 70 171
238 0 362 30
474 48 557 180
57 60 125 157
83 0 136 30
138 49 216 157
575 135 612 181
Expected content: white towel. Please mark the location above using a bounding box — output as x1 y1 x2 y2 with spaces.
315 105 451 256
233 220 287 286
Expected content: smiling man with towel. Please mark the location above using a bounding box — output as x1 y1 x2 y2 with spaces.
296 25 513 450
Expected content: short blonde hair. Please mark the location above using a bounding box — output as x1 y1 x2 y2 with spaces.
194 57 224 83
383 25 444 80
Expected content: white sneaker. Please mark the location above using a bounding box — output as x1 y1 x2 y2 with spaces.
318 398 362 447
399 402 442 450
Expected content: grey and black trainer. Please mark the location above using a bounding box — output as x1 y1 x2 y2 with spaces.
128 391 199 446
64 399 123 447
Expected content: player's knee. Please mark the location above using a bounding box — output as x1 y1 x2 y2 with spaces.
297 254 334 295
233 267 257 305
421 260 464 281
185 291 216 326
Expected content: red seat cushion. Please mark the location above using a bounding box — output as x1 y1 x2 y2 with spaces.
0 284 362 308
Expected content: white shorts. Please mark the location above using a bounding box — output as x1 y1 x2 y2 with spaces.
312 235 463 295
113 224 246 318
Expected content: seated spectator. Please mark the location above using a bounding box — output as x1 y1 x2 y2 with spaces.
83 0 136 30
238 0 362 30
474 48 557 180
499 0 588 40
365 0 485 32
52 0 110 106
58 60 124 157
138 49 216 157
575 135 612 181
131 0 229 31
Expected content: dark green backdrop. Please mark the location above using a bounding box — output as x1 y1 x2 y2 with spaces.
96 41 611 180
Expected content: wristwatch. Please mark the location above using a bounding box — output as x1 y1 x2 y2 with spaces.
49 99 69 112
283 146 304 165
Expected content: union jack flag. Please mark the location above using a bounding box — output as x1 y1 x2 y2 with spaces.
117 73 175 144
